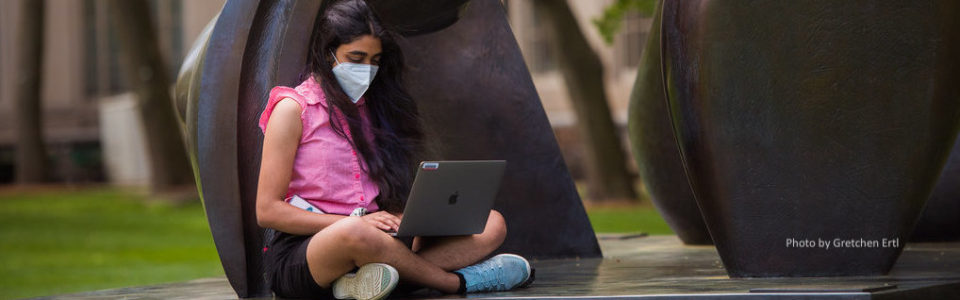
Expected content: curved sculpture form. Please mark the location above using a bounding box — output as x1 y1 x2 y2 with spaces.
176 0 264 296
912 136 960 242
367 0 470 36
395 0 600 259
661 0 960 277
627 0 712 245
177 0 600 296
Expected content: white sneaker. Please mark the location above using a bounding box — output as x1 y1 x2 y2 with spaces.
332 263 399 300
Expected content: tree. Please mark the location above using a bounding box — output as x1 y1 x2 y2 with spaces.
15 0 49 184
533 0 638 202
108 0 195 193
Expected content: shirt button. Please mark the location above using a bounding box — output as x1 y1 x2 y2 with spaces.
360 196 364 202
355 174 360 179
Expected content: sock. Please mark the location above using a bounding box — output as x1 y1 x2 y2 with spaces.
454 271 467 294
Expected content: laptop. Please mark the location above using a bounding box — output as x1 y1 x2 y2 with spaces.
389 160 506 237
286 160 506 237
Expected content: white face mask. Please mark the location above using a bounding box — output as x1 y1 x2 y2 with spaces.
331 51 379 103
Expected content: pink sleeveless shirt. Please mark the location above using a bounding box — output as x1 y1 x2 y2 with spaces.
258 76 380 215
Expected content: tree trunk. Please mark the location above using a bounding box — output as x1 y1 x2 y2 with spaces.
15 0 49 184
533 0 638 202
108 0 195 192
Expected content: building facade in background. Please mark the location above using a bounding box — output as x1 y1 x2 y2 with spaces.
0 0 225 184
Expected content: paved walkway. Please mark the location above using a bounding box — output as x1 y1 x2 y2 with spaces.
35 235 960 299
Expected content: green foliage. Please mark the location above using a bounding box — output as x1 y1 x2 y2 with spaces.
0 188 223 299
593 0 658 45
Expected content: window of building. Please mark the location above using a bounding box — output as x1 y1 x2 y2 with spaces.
83 0 184 97
615 11 649 71
83 0 98 97
528 6 557 73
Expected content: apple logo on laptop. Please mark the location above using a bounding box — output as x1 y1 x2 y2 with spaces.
448 191 459 205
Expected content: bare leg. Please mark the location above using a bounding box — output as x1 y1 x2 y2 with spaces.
305 217 460 293
413 210 508 271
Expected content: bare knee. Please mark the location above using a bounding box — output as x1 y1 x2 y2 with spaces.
482 210 507 248
320 217 389 255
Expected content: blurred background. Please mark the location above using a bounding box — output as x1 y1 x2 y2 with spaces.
0 0 666 298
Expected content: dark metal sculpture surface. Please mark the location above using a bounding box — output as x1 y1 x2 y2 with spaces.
627 0 712 245
367 0 470 36
912 136 960 242
659 0 960 276
176 0 600 297
176 0 264 296
395 0 600 259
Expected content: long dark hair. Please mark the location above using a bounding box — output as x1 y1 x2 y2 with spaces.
305 0 424 213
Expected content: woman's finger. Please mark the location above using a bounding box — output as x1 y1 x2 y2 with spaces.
390 221 400 230
381 216 398 229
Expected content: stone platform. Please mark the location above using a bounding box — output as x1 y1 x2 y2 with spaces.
35 235 960 299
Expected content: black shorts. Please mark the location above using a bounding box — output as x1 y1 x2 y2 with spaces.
263 229 335 299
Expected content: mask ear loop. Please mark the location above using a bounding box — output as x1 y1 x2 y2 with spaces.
330 51 341 65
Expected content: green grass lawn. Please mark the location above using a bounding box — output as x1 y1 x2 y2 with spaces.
0 186 671 299
585 202 674 235
0 187 223 299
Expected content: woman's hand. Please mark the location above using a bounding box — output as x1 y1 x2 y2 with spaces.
361 211 401 232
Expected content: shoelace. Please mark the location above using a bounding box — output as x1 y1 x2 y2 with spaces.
467 260 508 291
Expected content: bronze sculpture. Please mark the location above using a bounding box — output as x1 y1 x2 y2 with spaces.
912 137 960 242
658 0 960 276
627 0 713 246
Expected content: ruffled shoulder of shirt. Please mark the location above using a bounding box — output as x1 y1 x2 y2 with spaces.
258 76 329 132
293 75 329 106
